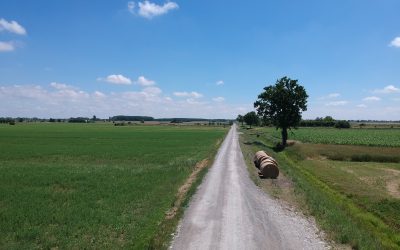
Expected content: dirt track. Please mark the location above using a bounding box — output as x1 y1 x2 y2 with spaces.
171 124 328 250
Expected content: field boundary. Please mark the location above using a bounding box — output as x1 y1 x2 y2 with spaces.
147 128 229 249
165 159 209 219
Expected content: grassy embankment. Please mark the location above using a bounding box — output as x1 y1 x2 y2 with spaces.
239 126 400 250
0 123 227 249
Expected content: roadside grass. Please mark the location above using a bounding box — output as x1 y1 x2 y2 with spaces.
0 123 227 249
239 126 400 249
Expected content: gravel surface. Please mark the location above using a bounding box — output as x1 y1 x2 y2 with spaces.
171 124 329 250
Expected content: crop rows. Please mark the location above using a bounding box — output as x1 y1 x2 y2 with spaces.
267 127 400 147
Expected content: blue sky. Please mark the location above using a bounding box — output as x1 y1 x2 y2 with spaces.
1 0 400 119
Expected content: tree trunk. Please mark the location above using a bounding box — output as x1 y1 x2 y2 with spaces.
281 127 288 146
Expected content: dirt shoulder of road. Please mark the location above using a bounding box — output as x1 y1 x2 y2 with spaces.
165 159 209 219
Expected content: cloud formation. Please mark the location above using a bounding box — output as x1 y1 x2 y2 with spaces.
173 91 203 98
127 1 179 19
373 85 400 94
136 76 155 86
0 41 14 52
0 18 26 35
0 83 246 119
99 74 132 85
213 97 225 102
216 80 224 86
318 92 340 100
389 37 400 48
325 101 348 106
363 96 381 101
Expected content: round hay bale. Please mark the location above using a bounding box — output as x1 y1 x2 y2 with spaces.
259 159 279 179
253 151 268 168
265 156 278 166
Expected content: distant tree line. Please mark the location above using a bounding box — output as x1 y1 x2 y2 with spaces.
111 115 154 122
299 116 335 127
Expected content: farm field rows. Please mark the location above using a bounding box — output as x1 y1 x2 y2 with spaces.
0 123 227 249
264 127 400 147
239 126 400 249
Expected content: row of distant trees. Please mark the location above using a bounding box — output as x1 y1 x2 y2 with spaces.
237 113 350 129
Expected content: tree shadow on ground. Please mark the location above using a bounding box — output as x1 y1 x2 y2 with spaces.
243 140 286 153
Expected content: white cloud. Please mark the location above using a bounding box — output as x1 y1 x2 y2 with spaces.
325 101 348 106
136 76 156 86
0 18 26 35
318 93 340 100
173 91 203 98
50 82 75 90
128 1 179 19
327 93 340 98
99 74 132 85
0 41 14 52
216 80 224 86
142 86 162 96
93 91 106 98
389 37 400 48
363 96 381 101
373 85 400 94
212 97 225 102
0 83 244 119
356 104 367 108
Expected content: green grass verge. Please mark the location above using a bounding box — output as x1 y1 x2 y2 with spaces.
0 123 227 249
240 127 400 250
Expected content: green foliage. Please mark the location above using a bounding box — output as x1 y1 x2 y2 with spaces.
243 111 259 128
0 123 226 249
111 115 154 121
236 114 244 125
334 120 351 129
254 76 308 145
300 116 336 127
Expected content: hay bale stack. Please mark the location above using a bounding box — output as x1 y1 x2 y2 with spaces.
253 151 269 168
253 150 279 179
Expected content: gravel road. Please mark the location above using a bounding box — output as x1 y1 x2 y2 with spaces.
171 124 328 250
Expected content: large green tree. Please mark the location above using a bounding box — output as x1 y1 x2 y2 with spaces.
254 76 308 146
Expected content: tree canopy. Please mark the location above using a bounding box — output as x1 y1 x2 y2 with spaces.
243 111 259 128
236 114 244 125
254 76 308 146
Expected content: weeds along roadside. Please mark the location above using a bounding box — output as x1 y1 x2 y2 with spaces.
147 127 230 250
239 127 400 250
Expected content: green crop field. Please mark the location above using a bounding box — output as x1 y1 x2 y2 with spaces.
263 127 400 147
240 126 400 249
0 123 226 249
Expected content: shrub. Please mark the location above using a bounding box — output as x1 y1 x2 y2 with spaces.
334 120 351 129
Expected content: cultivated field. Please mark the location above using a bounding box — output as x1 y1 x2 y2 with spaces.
267 127 400 147
239 126 400 249
0 123 226 249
